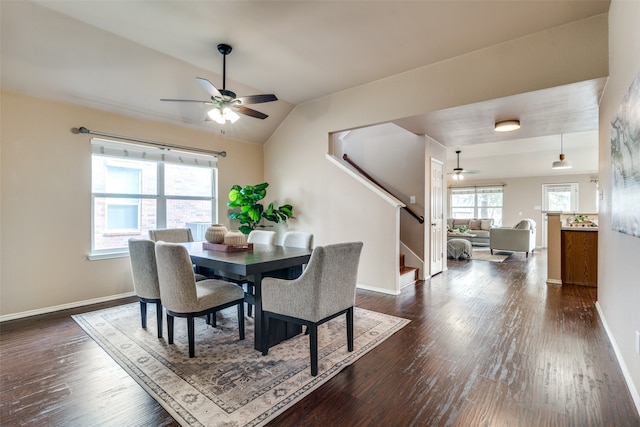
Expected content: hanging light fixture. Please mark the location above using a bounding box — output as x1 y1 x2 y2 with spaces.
552 134 573 169
208 106 240 125
494 119 520 132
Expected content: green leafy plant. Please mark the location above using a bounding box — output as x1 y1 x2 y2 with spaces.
227 182 294 234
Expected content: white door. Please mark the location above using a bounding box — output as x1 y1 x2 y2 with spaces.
430 159 444 275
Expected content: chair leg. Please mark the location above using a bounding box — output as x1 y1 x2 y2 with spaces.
139 300 147 329
155 302 163 338
261 313 270 356
207 312 217 327
346 307 354 352
167 314 174 344
245 283 254 317
187 316 195 358
237 302 245 341
309 324 318 376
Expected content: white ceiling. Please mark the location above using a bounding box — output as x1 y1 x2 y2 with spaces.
1 1 609 179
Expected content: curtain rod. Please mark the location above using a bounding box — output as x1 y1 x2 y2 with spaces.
71 126 226 157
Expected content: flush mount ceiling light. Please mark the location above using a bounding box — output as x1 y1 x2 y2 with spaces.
494 119 521 132
552 134 573 170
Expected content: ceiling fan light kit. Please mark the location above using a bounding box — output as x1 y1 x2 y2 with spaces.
494 119 521 132
449 150 478 180
161 43 277 124
552 134 573 169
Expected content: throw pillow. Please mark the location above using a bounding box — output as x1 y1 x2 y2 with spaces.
469 219 481 230
514 220 531 230
480 219 493 230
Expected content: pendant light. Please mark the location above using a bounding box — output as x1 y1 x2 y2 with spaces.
552 134 572 169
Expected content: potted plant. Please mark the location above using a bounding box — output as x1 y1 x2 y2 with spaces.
227 182 294 234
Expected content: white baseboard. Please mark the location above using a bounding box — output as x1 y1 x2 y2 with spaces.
356 283 401 296
0 291 136 322
595 301 640 417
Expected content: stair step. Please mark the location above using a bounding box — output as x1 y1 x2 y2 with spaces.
400 265 418 287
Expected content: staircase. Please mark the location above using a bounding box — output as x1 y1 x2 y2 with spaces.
400 254 419 287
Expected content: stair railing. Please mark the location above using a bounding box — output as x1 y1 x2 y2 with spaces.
343 154 425 224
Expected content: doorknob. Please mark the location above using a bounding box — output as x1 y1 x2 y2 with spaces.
431 223 436 226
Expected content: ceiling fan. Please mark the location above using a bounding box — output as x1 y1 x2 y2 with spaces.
448 150 479 180
160 43 277 124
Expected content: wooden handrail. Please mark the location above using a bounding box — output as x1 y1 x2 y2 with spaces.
342 154 425 224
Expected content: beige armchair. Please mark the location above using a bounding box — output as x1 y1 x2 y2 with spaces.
489 219 537 258
155 241 245 358
260 242 363 376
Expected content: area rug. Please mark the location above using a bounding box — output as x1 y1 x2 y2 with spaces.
72 303 409 426
472 248 511 263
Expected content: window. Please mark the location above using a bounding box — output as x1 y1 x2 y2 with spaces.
90 138 217 258
542 183 578 212
450 186 504 226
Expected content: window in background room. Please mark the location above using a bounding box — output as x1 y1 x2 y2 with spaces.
449 186 503 226
90 138 217 258
542 183 578 212
541 183 579 247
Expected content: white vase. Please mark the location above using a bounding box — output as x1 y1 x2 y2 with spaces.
224 230 247 245
205 224 228 243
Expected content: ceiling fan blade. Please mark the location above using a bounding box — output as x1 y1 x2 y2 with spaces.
236 94 278 105
196 77 222 98
233 105 268 120
160 98 215 105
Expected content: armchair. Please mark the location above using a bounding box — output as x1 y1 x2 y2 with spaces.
490 219 537 258
155 241 245 358
260 242 363 376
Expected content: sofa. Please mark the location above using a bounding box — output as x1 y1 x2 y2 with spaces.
446 218 494 246
489 219 536 258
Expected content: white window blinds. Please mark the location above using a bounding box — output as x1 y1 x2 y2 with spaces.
91 138 218 167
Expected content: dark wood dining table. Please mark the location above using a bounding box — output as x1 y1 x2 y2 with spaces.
181 241 312 351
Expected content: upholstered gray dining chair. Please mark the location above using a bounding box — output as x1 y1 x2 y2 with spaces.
282 231 313 249
128 238 164 338
247 230 276 245
261 241 363 376
148 228 208 280
155 241 245 358
232 229 276 316
148 228 195 243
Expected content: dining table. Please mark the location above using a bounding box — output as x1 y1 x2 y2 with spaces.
181 241 312 351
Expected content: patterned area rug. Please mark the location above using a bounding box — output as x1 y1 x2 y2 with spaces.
472 248 511 263
72 303 409 426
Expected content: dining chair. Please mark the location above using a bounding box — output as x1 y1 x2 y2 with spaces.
247 230 276 245
260 241 363 376
148 228 194 243
230 229 275 316
282 231 314 249
155 241 245 358
128 238 164 338
148 228 209 280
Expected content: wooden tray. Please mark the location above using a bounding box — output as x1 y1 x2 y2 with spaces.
202 242 253 252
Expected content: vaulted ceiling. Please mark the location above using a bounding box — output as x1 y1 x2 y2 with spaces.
1 1 610 179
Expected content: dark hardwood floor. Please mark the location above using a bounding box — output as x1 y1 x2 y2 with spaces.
1 250 639 426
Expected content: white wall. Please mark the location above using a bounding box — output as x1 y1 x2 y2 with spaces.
597 0 640 411
333 123 426 259
264 16 608 294
0 91 263 317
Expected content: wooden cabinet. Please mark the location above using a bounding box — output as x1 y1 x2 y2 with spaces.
561 229 598 287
